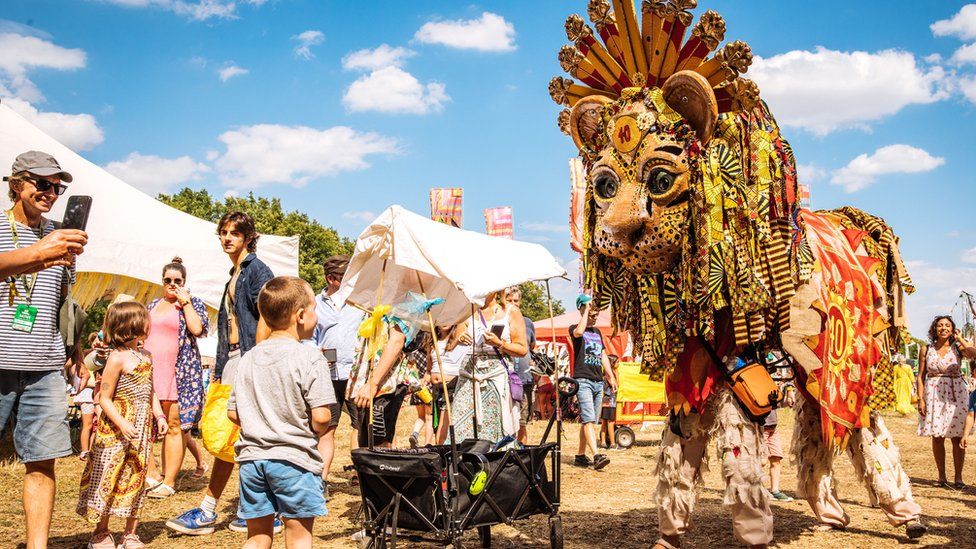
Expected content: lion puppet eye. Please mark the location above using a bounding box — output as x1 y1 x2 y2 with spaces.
646 167 676 195
593 172 619 200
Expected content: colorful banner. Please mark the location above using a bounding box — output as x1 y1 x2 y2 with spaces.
484 206 514 239
569 158 586 253
429 187 463 228
798 183 811 209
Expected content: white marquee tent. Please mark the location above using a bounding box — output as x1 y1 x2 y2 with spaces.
0 100 299 313
339 205 567 325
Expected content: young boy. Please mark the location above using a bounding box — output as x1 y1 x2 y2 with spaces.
228 276 336 549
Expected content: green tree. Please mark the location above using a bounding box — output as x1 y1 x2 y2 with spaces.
517 281 565 321
158 188 354 291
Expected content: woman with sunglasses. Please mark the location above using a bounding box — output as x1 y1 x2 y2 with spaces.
144 257 209 498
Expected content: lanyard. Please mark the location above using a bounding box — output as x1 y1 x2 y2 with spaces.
6 210 41 306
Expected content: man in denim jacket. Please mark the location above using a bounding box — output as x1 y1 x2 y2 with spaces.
167 211 275 536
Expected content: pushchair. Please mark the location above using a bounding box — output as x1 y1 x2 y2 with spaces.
352 377 576 548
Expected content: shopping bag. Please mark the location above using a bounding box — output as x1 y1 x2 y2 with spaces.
200 382 239 463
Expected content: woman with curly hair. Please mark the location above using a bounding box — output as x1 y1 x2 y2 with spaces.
917 315 976 488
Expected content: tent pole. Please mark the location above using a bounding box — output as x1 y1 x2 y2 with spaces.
413 271 461 540
470 303 480 441
365 259 388 450
545 280 562 505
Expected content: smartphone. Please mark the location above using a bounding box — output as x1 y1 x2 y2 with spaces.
490 325 505 338
62 195 93 231
322 348 337 363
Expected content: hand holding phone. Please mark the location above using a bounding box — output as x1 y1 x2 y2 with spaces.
490 324 505 339
62 195 92 231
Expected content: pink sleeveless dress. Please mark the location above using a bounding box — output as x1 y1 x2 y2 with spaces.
145 305 180 402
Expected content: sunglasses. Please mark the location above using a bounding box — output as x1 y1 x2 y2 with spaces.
25 177 67 196
163 277 184 286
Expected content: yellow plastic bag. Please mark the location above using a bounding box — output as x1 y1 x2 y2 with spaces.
200 382 239 463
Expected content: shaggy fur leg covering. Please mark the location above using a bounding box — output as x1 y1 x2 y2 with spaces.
791 394 849 528
847 412 922 526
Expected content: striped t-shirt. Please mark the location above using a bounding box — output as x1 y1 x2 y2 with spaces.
0 214 73 371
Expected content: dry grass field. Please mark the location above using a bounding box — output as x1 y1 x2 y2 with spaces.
1 407 975 548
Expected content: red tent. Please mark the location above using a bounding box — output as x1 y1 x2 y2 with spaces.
534 310 631 374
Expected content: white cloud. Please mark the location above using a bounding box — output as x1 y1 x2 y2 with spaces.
830 144 945 192
951 42 976 65
750 47 949 135
99 0 238 21
963 247 976 264
522 221 569 233
205 149 219 161
343 66 448 115
796 163 826 184
218 64 248 82
947 230 961 238
223 189 239 199
932 4 976 40
0 32 86 102
3 96 104 151
904 260 976 337
342 211 376 223
104 152 210 196
342 44 416 71
213 124 399 188
292 30 324 60
189 55 207 68
414 12 516 52
960 76 976 103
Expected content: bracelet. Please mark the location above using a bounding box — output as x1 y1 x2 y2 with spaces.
156 414 166 422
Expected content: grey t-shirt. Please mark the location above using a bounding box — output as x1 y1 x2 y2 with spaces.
229 337 336 475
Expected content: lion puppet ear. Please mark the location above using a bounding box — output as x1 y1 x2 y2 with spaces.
662 70 719 144
569 95 612 153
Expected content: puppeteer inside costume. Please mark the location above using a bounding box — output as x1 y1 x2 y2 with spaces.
548 0 923 545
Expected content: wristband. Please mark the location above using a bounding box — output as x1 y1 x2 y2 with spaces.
156 414 166 422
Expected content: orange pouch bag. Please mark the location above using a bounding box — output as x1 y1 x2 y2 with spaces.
727 363 780 422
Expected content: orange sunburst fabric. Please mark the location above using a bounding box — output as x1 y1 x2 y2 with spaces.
801 210 885 448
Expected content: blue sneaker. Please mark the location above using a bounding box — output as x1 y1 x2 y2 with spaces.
229 516 284 534
166 508 217 535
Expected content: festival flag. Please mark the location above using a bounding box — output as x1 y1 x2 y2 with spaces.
484 206 514 239
569 158 586 253
798 183 811 209
429 187 463 228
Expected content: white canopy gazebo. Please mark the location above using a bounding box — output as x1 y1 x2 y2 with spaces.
0 99 299 314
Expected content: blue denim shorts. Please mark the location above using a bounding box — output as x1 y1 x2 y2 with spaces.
0 369 72 463
575 378 604 424
238 459 327 519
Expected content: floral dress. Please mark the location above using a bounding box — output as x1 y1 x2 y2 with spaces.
148 297 209 431
918 345 967 438
452 310 517 443
77 350 154 520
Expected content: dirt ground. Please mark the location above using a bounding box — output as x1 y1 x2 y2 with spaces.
1 407 975 548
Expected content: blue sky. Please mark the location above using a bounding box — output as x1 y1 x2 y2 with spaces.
2 0 976 336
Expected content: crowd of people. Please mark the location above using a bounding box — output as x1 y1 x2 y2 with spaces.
3 149 976 549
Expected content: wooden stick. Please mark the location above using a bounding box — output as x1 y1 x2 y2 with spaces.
415 272 454 424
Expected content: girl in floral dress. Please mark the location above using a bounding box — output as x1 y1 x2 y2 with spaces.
78 301 168 549
917 315 976 488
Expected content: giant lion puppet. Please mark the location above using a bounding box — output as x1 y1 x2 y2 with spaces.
548 1 925 547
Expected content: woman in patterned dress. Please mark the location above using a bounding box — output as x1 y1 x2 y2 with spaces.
917 315 976 488
144 257 209 498
78 302 169 549
453 291 527 443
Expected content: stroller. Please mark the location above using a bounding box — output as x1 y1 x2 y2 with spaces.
352 376 576 548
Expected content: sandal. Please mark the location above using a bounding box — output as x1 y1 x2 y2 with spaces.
937 480 950 488
189 464 208 479
87 532 115 549
954 481 966 489
118 533 145 549
145 477 161 490
146 482 175 498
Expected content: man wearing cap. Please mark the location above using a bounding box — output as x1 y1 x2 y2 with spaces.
569 294 616 471
0 151 87 280
0 150 87 548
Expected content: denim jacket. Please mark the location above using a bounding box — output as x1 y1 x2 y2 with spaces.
215 253 274 379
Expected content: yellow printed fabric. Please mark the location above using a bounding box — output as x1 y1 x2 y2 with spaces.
616 361 667 403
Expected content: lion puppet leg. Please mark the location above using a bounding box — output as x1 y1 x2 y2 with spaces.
655 389 772 547
846 411 922 526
